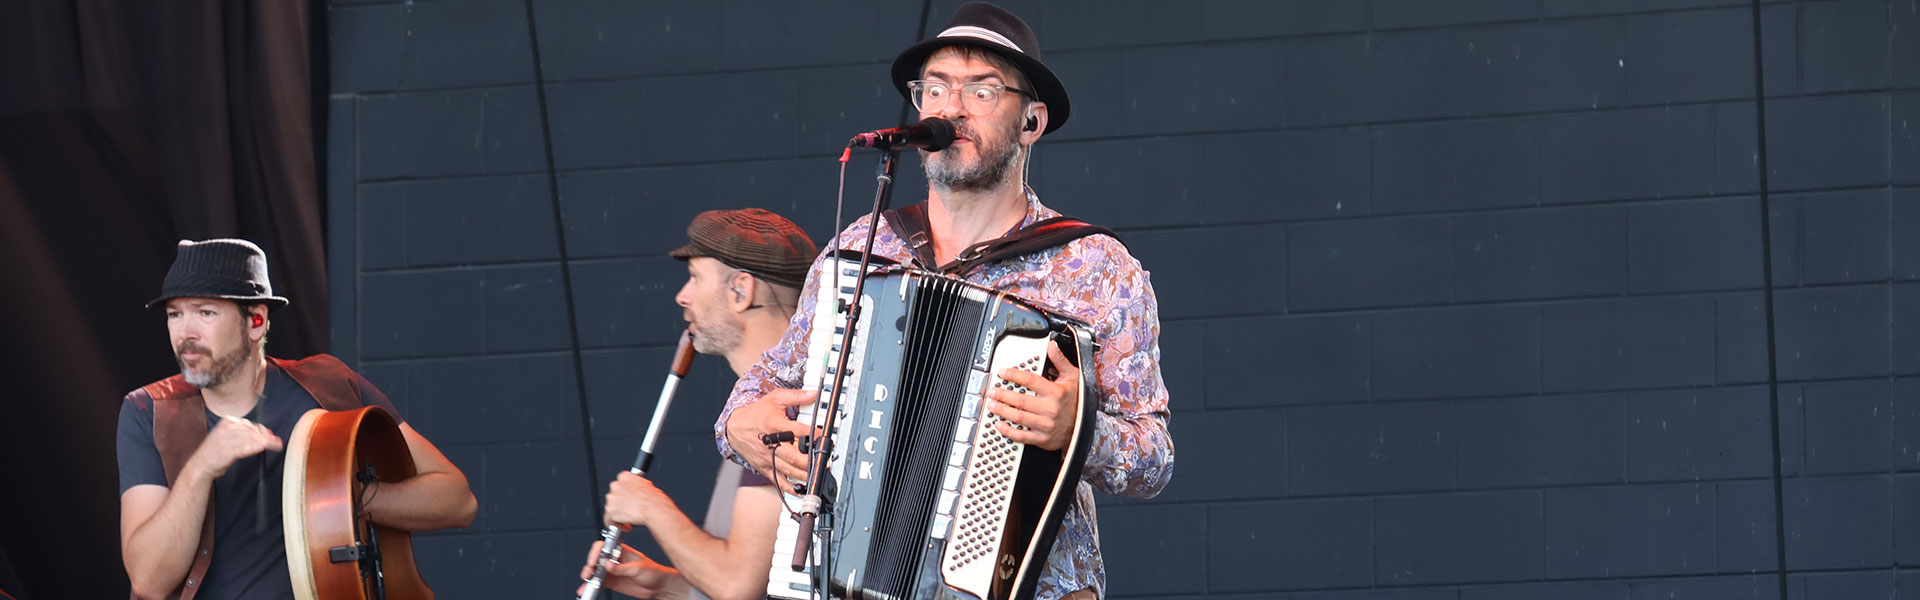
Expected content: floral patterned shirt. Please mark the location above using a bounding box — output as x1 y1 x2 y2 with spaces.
715 192 1174 599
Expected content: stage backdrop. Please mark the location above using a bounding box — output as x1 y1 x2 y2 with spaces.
322 0 1918 598
0 1 327 598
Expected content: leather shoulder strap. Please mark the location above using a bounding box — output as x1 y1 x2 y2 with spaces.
879 204 938 271
942 216 1123 277
140 376 213 600
883 205 1124 278
274 354 365 412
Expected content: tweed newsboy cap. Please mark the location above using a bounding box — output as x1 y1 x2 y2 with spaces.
146 238 289 309
669 209 817 290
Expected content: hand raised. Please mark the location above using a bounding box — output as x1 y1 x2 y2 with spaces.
190 415 283 480
603 471 679 530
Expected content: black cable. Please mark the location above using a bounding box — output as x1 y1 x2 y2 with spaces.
766 436 807 520
360 479 381 514
1747 2 1787 599
356 465 382 519
517 0 604 525
257 455 268 534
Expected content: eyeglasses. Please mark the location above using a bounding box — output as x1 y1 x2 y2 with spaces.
907 80 1030 115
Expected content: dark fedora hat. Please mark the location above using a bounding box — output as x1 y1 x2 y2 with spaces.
670 209 818 290
890 2 1071 133
146 239 289 309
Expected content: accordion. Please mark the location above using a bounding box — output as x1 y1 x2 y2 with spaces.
767 257 1097 600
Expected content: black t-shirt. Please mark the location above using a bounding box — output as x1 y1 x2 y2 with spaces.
116 363 401 600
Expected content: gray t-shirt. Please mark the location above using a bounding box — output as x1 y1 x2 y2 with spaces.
692 461 775 600
699 460 773 539
116 363 399 600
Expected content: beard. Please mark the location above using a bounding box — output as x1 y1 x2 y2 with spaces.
688 308 744 357
177 337 252 389
923 118 1022 194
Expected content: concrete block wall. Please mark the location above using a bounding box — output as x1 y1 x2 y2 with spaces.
325 0 1920 597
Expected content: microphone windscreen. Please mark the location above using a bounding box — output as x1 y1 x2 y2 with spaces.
918 117 956 152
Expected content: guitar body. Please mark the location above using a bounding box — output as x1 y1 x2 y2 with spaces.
282 406 431 600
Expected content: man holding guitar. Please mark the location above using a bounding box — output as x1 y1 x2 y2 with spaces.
116 239 476 600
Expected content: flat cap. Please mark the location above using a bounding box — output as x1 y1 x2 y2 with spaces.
670 208 817 290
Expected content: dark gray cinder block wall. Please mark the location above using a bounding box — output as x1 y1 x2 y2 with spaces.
324 0 1919 598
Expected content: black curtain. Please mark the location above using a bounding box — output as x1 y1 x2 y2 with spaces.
0 1 322 598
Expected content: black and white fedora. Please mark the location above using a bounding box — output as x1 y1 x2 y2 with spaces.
890 2 1071 134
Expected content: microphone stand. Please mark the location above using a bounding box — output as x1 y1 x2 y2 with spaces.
578 329 697 600
790 144 904 593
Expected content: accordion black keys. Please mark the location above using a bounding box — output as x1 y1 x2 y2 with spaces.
768 259 1097 600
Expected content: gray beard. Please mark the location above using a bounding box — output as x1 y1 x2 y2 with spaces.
691 313 744 357
181 343 251 389
924 131 1021 195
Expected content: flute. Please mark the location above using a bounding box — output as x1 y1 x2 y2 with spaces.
578 328 697 600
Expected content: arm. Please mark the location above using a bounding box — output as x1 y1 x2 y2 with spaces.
121 417 282 599
1077 252 1175 498
601 474 780 600
984 306 1172 499
576 542 689 600
120 482 208 599
716 248 829 481
718 220 906 485
362 423 477 531
655 485 780 600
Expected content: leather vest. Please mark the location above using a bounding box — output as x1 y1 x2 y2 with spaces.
131 355 365 600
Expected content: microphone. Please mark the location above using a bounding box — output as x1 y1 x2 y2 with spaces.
848 117 956 151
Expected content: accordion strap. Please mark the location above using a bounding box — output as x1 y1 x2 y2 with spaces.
882 203 1122 277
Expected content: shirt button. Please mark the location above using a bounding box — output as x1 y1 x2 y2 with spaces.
186 578 196 587
200 549 210 556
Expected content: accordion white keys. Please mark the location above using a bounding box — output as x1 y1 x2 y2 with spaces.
768 257 1097 600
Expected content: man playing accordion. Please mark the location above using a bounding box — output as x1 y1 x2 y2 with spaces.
717 4 1174 599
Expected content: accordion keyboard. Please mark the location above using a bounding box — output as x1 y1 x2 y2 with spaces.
767 257 871 600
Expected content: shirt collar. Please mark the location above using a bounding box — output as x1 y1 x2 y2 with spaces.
1016 184 1046 230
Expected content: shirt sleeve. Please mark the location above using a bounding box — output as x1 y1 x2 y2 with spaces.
1075 242 1175 498
739 465 776 488
117 393 167 494
715 216 904 463
714 244 831 463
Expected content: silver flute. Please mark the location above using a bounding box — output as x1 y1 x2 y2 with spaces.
578 328 696 600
